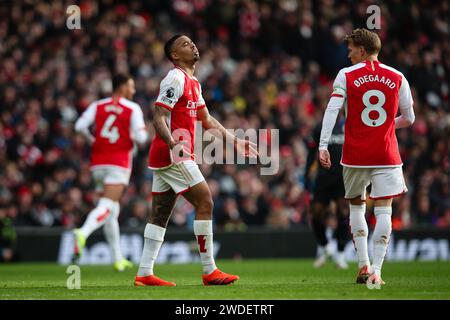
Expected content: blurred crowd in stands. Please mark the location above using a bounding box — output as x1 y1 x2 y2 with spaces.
0 0 449 235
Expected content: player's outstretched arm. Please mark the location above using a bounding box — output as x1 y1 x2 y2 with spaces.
197 107 258 158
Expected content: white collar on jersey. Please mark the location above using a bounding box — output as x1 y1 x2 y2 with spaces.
175 66 195 79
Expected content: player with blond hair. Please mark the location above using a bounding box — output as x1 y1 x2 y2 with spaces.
319 29 415 285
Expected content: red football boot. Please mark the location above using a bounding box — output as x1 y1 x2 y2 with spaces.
202 269 239 286
134 275 176 287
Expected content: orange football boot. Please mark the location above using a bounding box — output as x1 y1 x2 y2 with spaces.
134 275 176 287
202 269 239 286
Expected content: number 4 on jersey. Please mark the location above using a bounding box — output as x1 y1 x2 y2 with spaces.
100 114 120 143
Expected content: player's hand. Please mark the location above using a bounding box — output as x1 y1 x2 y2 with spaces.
235 138 258 158
170 140 194 164
319 149 331 169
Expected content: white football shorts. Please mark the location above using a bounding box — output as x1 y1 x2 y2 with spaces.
343 166 407 201
151 160 205 195
91 166 131 191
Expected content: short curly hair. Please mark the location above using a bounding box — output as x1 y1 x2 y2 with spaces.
344 28 381 55
112 73 132 91
164 34 183 62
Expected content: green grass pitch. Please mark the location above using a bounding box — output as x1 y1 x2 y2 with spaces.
0 259 449 300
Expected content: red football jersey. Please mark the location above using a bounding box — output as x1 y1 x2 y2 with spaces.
148 67 206 169
76 97 146 169
332 60 413 167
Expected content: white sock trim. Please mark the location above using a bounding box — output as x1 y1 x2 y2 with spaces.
193 220 213 235
98 197 116 210
374 206 392 216
349 204 366 212
144 223 166 241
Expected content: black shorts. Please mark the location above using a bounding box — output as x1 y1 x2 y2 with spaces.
312 173 345 205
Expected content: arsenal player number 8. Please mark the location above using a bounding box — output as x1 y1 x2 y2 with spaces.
361 89 387 127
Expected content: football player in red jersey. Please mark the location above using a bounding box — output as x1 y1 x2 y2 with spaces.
134 35 258 286
73 74 148 271
319 29 415 286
